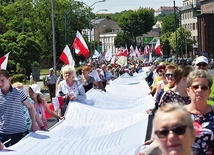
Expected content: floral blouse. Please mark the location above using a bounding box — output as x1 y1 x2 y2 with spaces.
191 108 214 155
159 89 191 107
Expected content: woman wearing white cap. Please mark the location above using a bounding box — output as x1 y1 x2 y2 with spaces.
29 84 64 129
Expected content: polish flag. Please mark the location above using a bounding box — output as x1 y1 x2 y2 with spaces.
72 30 89 58
138 47 143 55
130 45 134 54
155 39 163 56
59 45 75 67
135 46 141 57
117 48 128 57
0 52 10 70
52 96 64 111
144 45 151 55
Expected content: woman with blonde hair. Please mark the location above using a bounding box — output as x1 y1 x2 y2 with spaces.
56 65 86 102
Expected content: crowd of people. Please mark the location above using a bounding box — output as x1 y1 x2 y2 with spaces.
0 56 214 154
139 56 214 155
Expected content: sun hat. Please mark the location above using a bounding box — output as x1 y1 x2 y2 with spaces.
30 84 42 94
29 84 44 98
195 56 208 65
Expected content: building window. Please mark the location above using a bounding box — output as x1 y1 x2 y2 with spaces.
193 23 195 30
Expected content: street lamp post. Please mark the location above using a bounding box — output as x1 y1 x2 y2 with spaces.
81 0 106 42
51 0 56 71
93 9 108 51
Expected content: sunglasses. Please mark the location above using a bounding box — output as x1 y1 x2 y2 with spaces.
165 73 173 78
191 84 209 91
155 125 187 139
196 63 207 67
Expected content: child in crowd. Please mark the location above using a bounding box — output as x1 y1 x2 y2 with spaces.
12 82 48 131
29 84 64 129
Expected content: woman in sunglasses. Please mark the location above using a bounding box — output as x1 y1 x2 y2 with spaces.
186 70 214 154
159 65 193 107
153 104 195 155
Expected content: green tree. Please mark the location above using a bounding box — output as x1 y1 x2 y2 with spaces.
160 32 171 56
169 28 194 57
114 31 132 48
161 13 179 34
154 14 166 22
118 8 154 44
0 30 42 75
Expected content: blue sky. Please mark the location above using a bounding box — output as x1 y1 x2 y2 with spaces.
78 0 183 13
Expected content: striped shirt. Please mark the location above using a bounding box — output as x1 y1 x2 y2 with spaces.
0 86 27 134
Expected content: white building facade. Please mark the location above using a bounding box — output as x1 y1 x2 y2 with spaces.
181 0 201 44
100 33 118 55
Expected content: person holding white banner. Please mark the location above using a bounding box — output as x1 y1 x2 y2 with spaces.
56 65 86 101
0 70 37 149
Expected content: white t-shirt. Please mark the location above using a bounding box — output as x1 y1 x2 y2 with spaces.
89 70 101 82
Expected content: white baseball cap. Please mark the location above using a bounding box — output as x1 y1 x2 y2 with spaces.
195 56 208 65
30 84 42 94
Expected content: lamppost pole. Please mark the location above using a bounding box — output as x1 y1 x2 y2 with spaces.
51 0 56 71
81 0 106 43
93 9 108 51
173 0 178 62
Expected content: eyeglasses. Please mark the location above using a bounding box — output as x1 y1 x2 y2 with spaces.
191 84 209 91
155 125 187 139
165 73 173 78
196 63 207 67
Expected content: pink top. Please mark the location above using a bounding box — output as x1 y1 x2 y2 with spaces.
34 100 48 128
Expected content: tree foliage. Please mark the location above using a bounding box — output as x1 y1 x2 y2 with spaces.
118 8 154 44
169 27 194 57
161 13 179 34
0 30 42 75
0 0 90 73
114 31 132 48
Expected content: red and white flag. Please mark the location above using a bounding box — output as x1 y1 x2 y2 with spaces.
0 52 10 70
144 45 151 55
52 96 64 111
155 39 163 56
117 48 128 57
59 45 75 68
72 30 89 58
135 46 142 57
138 47 143 55
130 45 134 54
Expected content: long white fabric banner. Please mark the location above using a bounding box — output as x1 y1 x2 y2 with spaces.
1 69 154 155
